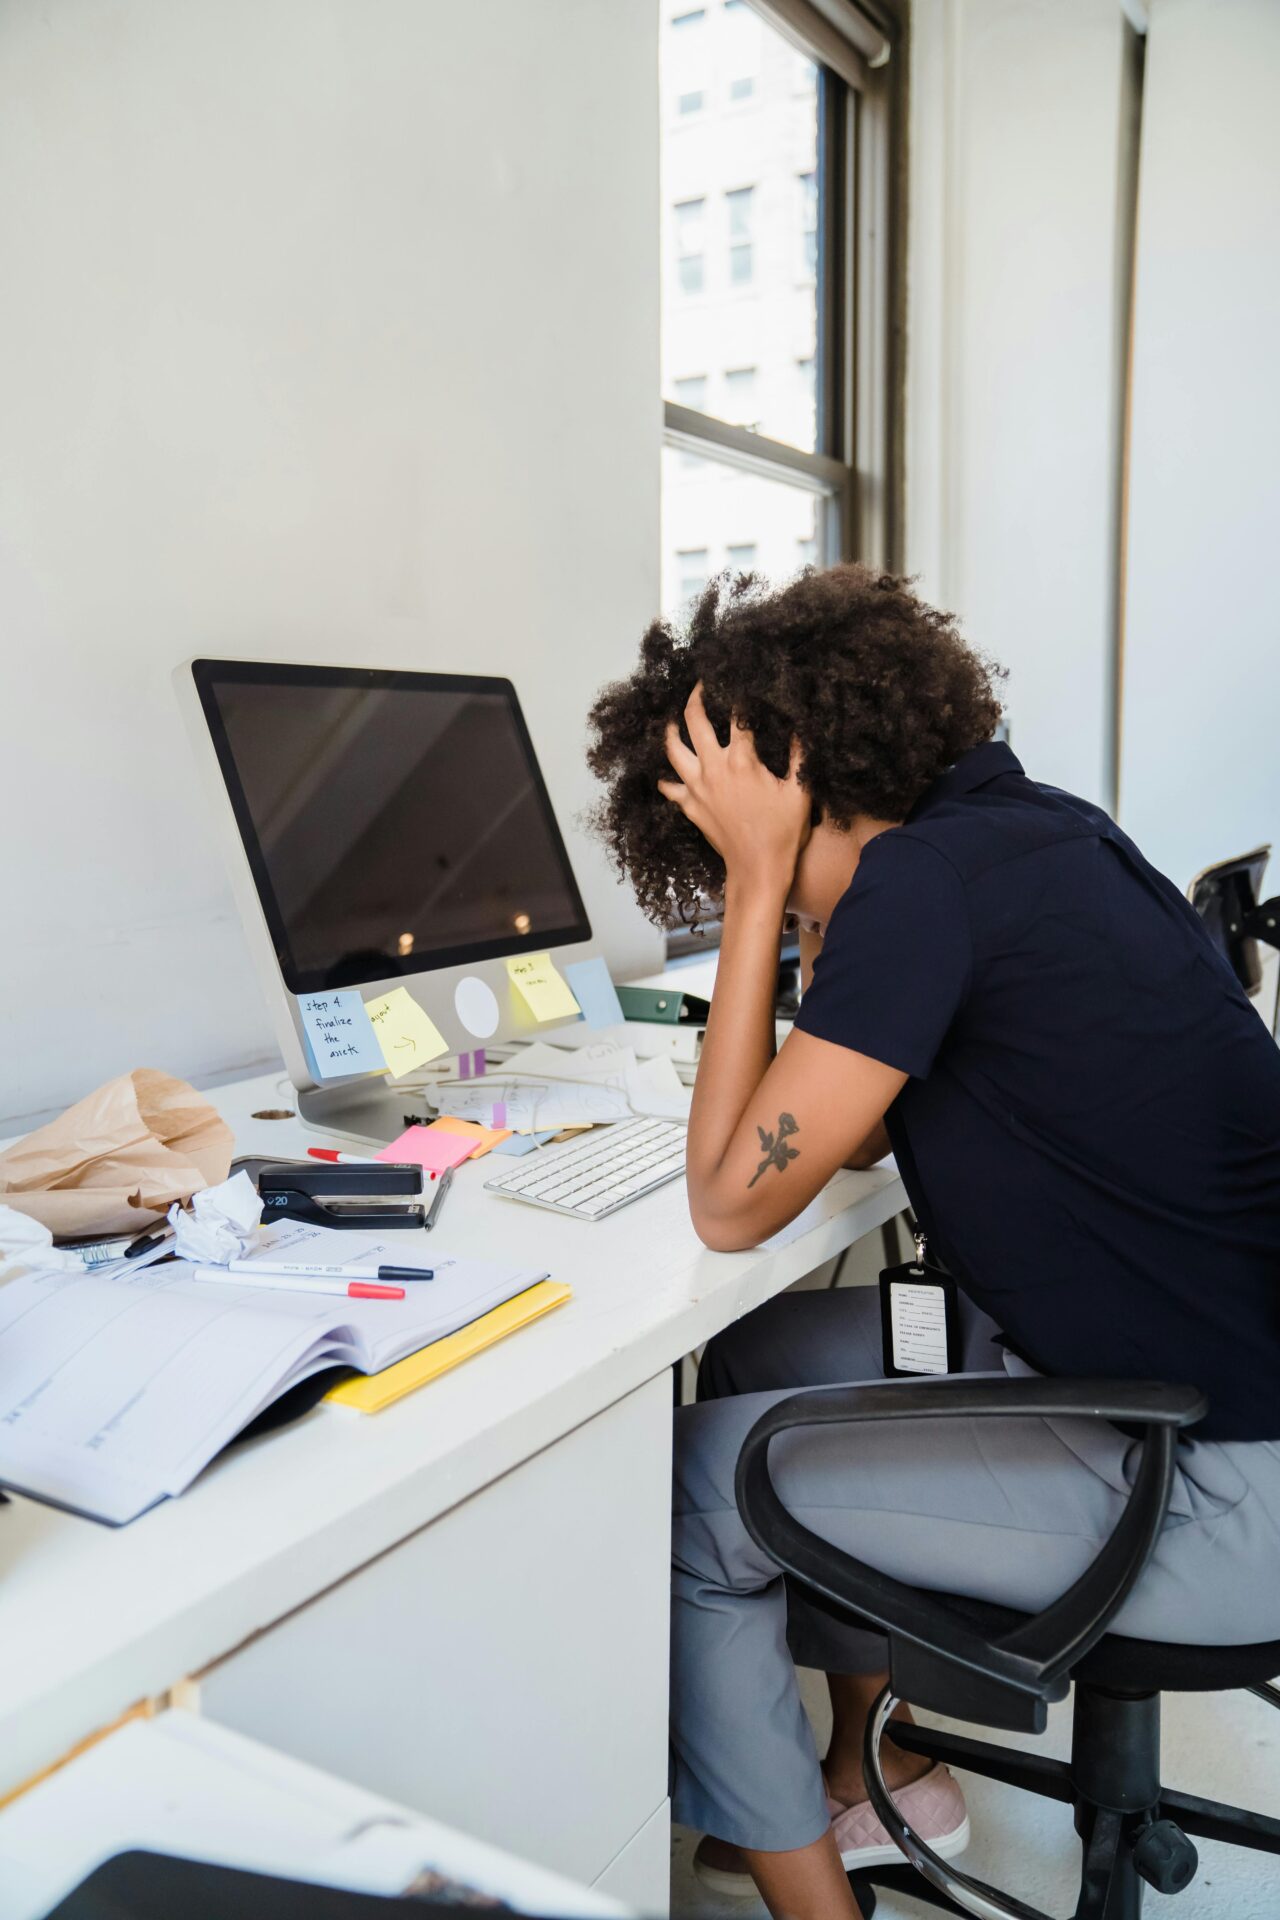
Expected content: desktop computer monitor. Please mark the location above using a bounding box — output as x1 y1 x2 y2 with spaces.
179 659 595 1140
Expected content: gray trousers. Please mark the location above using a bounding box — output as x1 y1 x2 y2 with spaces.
671 1284 1280 1852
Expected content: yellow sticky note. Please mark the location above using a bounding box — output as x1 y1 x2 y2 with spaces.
506 952 581 1023
364 986 449 1079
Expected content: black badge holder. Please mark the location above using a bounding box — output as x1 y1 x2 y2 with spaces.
879 1228 963 1376
256 1161 427 1230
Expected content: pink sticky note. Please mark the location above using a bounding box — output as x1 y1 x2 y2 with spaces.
377 1125 476 1177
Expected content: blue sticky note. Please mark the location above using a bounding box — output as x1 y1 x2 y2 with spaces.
298 990 385 1081
564 956 625 1030
491 1130 558 1157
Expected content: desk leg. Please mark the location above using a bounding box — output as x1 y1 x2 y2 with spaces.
199 1373 673 1906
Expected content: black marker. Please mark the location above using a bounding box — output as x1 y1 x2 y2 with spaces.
377 1266 435 1283
124 1230 170 1260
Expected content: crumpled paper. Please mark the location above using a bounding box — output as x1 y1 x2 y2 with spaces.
168 1170 263 1266
0 1070 234 1239
0 1202 85 1281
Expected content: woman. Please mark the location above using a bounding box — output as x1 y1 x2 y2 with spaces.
586 565 1280 1920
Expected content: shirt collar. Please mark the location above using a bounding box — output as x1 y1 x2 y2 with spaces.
907 739 1024 822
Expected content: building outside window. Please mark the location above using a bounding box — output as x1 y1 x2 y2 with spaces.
799 169 817 277
726 542 758 574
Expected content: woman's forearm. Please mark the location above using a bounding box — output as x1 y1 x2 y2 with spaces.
686 876 789 1194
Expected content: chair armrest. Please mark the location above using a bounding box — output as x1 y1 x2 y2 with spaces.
734 1376 1207 1732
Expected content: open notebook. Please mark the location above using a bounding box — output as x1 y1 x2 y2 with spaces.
0 1249 546 1526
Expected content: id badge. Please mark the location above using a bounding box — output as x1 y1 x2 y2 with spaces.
879 1230 962 1377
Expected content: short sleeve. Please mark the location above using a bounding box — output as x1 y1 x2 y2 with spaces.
793 831 971 1078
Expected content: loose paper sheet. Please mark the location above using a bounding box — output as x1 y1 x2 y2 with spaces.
364 987 449 1079
297 990 384 1080
505 953 581 1023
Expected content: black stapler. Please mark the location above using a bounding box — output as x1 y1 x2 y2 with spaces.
256 1161 427 1230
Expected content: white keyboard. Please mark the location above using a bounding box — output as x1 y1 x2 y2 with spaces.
483 1118 687 1220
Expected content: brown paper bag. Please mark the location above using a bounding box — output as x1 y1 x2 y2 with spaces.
0 1070 234 1239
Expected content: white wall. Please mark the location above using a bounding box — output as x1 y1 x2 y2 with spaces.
1119 0 1280 889
0 0 663 1130
906 0 1136 805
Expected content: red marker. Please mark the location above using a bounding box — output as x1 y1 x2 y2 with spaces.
307 1148 383 1165
196 1270 405 1301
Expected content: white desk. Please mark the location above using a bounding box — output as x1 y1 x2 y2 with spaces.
0 1068 904 1912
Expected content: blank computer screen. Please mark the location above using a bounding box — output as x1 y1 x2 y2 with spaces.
192 662 590 994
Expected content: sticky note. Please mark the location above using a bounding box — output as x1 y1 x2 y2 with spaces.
565 957 626 1031
376 1125 476 1177
364 987 449 1080
491 1130 558 1157
298 990 385 1081
431 1115 513 1160
506 952 581 1023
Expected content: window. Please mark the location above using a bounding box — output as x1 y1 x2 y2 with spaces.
722 365 758 428
726 186 754 286
675 545 710 604
659 0 903 948
673 197 705 296
678 89 704 114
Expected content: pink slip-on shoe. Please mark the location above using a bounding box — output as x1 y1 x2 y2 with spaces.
691 1763 969 1895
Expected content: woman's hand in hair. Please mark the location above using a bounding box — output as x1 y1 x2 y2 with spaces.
658 684 810 903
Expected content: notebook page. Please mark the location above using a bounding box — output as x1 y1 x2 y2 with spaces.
0 1267 348 1523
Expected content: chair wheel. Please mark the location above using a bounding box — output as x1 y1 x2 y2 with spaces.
1133 1819 1198 1894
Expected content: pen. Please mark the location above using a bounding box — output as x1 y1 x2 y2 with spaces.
377 1265 435 1283
425 1163 455 1230
196 1271 405 1300
124 1229 172 1259
307 1148 385 1165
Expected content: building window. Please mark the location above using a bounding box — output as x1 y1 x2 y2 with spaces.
722 365 758 429
796 534 817 569
672 7 706 24
729 74 755 101
726 186 755 286
727 542 758 573
676 546 710 603
678 89 704 114
674 374 708 413
673 197 705 296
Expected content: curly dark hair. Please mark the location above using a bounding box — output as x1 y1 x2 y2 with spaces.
585 563 1006 929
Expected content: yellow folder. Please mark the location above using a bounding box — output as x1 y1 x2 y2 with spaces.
324 1279 572 1413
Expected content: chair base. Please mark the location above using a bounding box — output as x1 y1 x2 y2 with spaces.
853 1696 1280 1920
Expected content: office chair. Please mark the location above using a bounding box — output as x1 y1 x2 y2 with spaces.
735 1376 1280 1919
1188 845 1280 1036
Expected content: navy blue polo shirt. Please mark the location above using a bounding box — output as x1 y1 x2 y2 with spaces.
795 741 1280 1441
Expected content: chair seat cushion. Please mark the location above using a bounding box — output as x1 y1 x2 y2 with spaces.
786 1582 1280 1698
928 1594 1280 1694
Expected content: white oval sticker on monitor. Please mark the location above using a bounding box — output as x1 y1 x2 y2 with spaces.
455 975 500 1039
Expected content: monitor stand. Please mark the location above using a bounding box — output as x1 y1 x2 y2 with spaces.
295 1074 440 1147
